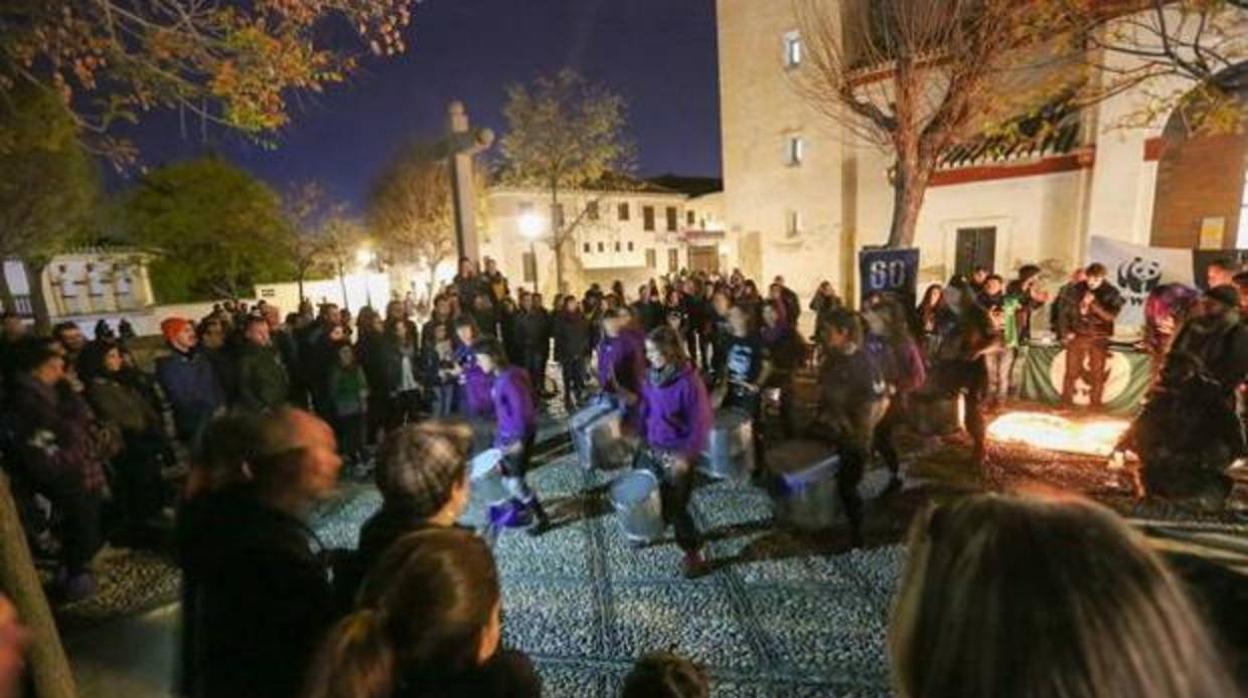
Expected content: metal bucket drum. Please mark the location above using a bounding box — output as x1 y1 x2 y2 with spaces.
469 448 509 504
569 400 634 471
608 469 665 544
768 441 842 531
701 409 755 480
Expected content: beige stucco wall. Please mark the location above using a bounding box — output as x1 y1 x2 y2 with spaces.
717 0 847 300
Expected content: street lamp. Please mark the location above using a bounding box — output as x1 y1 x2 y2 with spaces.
519 211 543 291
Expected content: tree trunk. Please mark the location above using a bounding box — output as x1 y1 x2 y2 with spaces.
297 273 306 304
549 185 565 295
338 263 350 313
23 259 52 334
0 474 77 698
886 157 931 249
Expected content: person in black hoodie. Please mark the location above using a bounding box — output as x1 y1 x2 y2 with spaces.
177 408 344 698
553 295 592 411
307 528 541 698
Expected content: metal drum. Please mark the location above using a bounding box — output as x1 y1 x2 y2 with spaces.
608 469 665 544
469 448 509 504
701 409 755 480
569 400 634 471
768 441 842 531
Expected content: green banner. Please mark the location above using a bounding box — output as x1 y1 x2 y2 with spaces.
1019 345 1151 415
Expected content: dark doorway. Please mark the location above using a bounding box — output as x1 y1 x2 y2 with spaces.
689 245 718 273
955 227 996 277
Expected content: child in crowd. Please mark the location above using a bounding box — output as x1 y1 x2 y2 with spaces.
474 338 550 536
424 322 458 418
329 342 369 472
714 303 771 471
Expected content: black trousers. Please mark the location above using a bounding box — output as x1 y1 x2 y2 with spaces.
1063 335 1110 407
561 358 586 406
648 449 701 553
874 398 903 477
108 434 167 542
524 351 548 397
33 475 102 575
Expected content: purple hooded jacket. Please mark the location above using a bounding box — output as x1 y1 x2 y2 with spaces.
597 328 647 425
454 343 494 418
641 364 712 461
492 366 536 447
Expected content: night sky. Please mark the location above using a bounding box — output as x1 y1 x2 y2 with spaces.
117 0 722 211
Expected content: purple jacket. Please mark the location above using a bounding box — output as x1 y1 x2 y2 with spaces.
597 329 646 394
454 344 494 418
492 366 536 447
641 364 712 460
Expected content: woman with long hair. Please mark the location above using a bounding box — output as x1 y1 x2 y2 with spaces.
914 284 945 358
863 293 926 492
890 493 1237 698
79 338 169 547
381 317 422 428
307 528 540 698
642 325 713 578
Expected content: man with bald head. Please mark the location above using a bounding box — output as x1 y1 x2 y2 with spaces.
177 408 343 698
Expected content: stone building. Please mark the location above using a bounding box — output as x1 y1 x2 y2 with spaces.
716 0 1248 300
2 246 156 322
481 176 729 299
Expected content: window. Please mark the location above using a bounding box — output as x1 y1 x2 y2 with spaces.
785 209 802 238
587 201 599 221
645 248 657 268
784 31 802 68
615 242 621 252
643 206 656 231
955 227 997 277
522 252 536 283
628 241 635 252
666 206 678 232
583 242 591 254
668 248 679 272
618 202 630 221
597 242 605 253
786 136 805 166
687 210 696 226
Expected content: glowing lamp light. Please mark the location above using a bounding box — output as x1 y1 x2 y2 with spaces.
519 211 543 241
355 247 375 267
986 411 1131 458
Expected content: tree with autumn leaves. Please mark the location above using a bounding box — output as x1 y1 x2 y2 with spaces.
0 0 421 161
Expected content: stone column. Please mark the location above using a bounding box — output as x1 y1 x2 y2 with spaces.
446 101 494 262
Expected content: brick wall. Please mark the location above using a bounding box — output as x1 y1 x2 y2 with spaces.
1150 129 1247 248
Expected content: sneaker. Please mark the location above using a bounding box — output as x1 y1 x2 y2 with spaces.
681 550 709 579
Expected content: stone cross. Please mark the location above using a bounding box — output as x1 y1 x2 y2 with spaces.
445 101 494 262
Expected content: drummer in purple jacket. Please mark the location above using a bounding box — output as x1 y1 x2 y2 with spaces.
641 325 713 578
451 316 494 419
475 337 551 535
597 307 647 430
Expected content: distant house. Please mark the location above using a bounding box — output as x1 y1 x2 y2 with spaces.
482 175 728 297
2 245 156 327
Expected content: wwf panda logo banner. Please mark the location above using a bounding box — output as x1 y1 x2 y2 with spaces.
1088 236 1194 330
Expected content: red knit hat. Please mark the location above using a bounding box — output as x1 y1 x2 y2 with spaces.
161 317 191 344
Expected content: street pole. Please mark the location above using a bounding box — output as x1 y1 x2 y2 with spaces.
530 240 539 293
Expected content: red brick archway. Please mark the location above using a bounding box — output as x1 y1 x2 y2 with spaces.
1150 80 1248 248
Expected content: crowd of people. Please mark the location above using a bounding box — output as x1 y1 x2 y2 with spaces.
0 253 1243 697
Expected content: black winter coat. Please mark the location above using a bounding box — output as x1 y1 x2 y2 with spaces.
553 311 592 362
177 489 340 698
